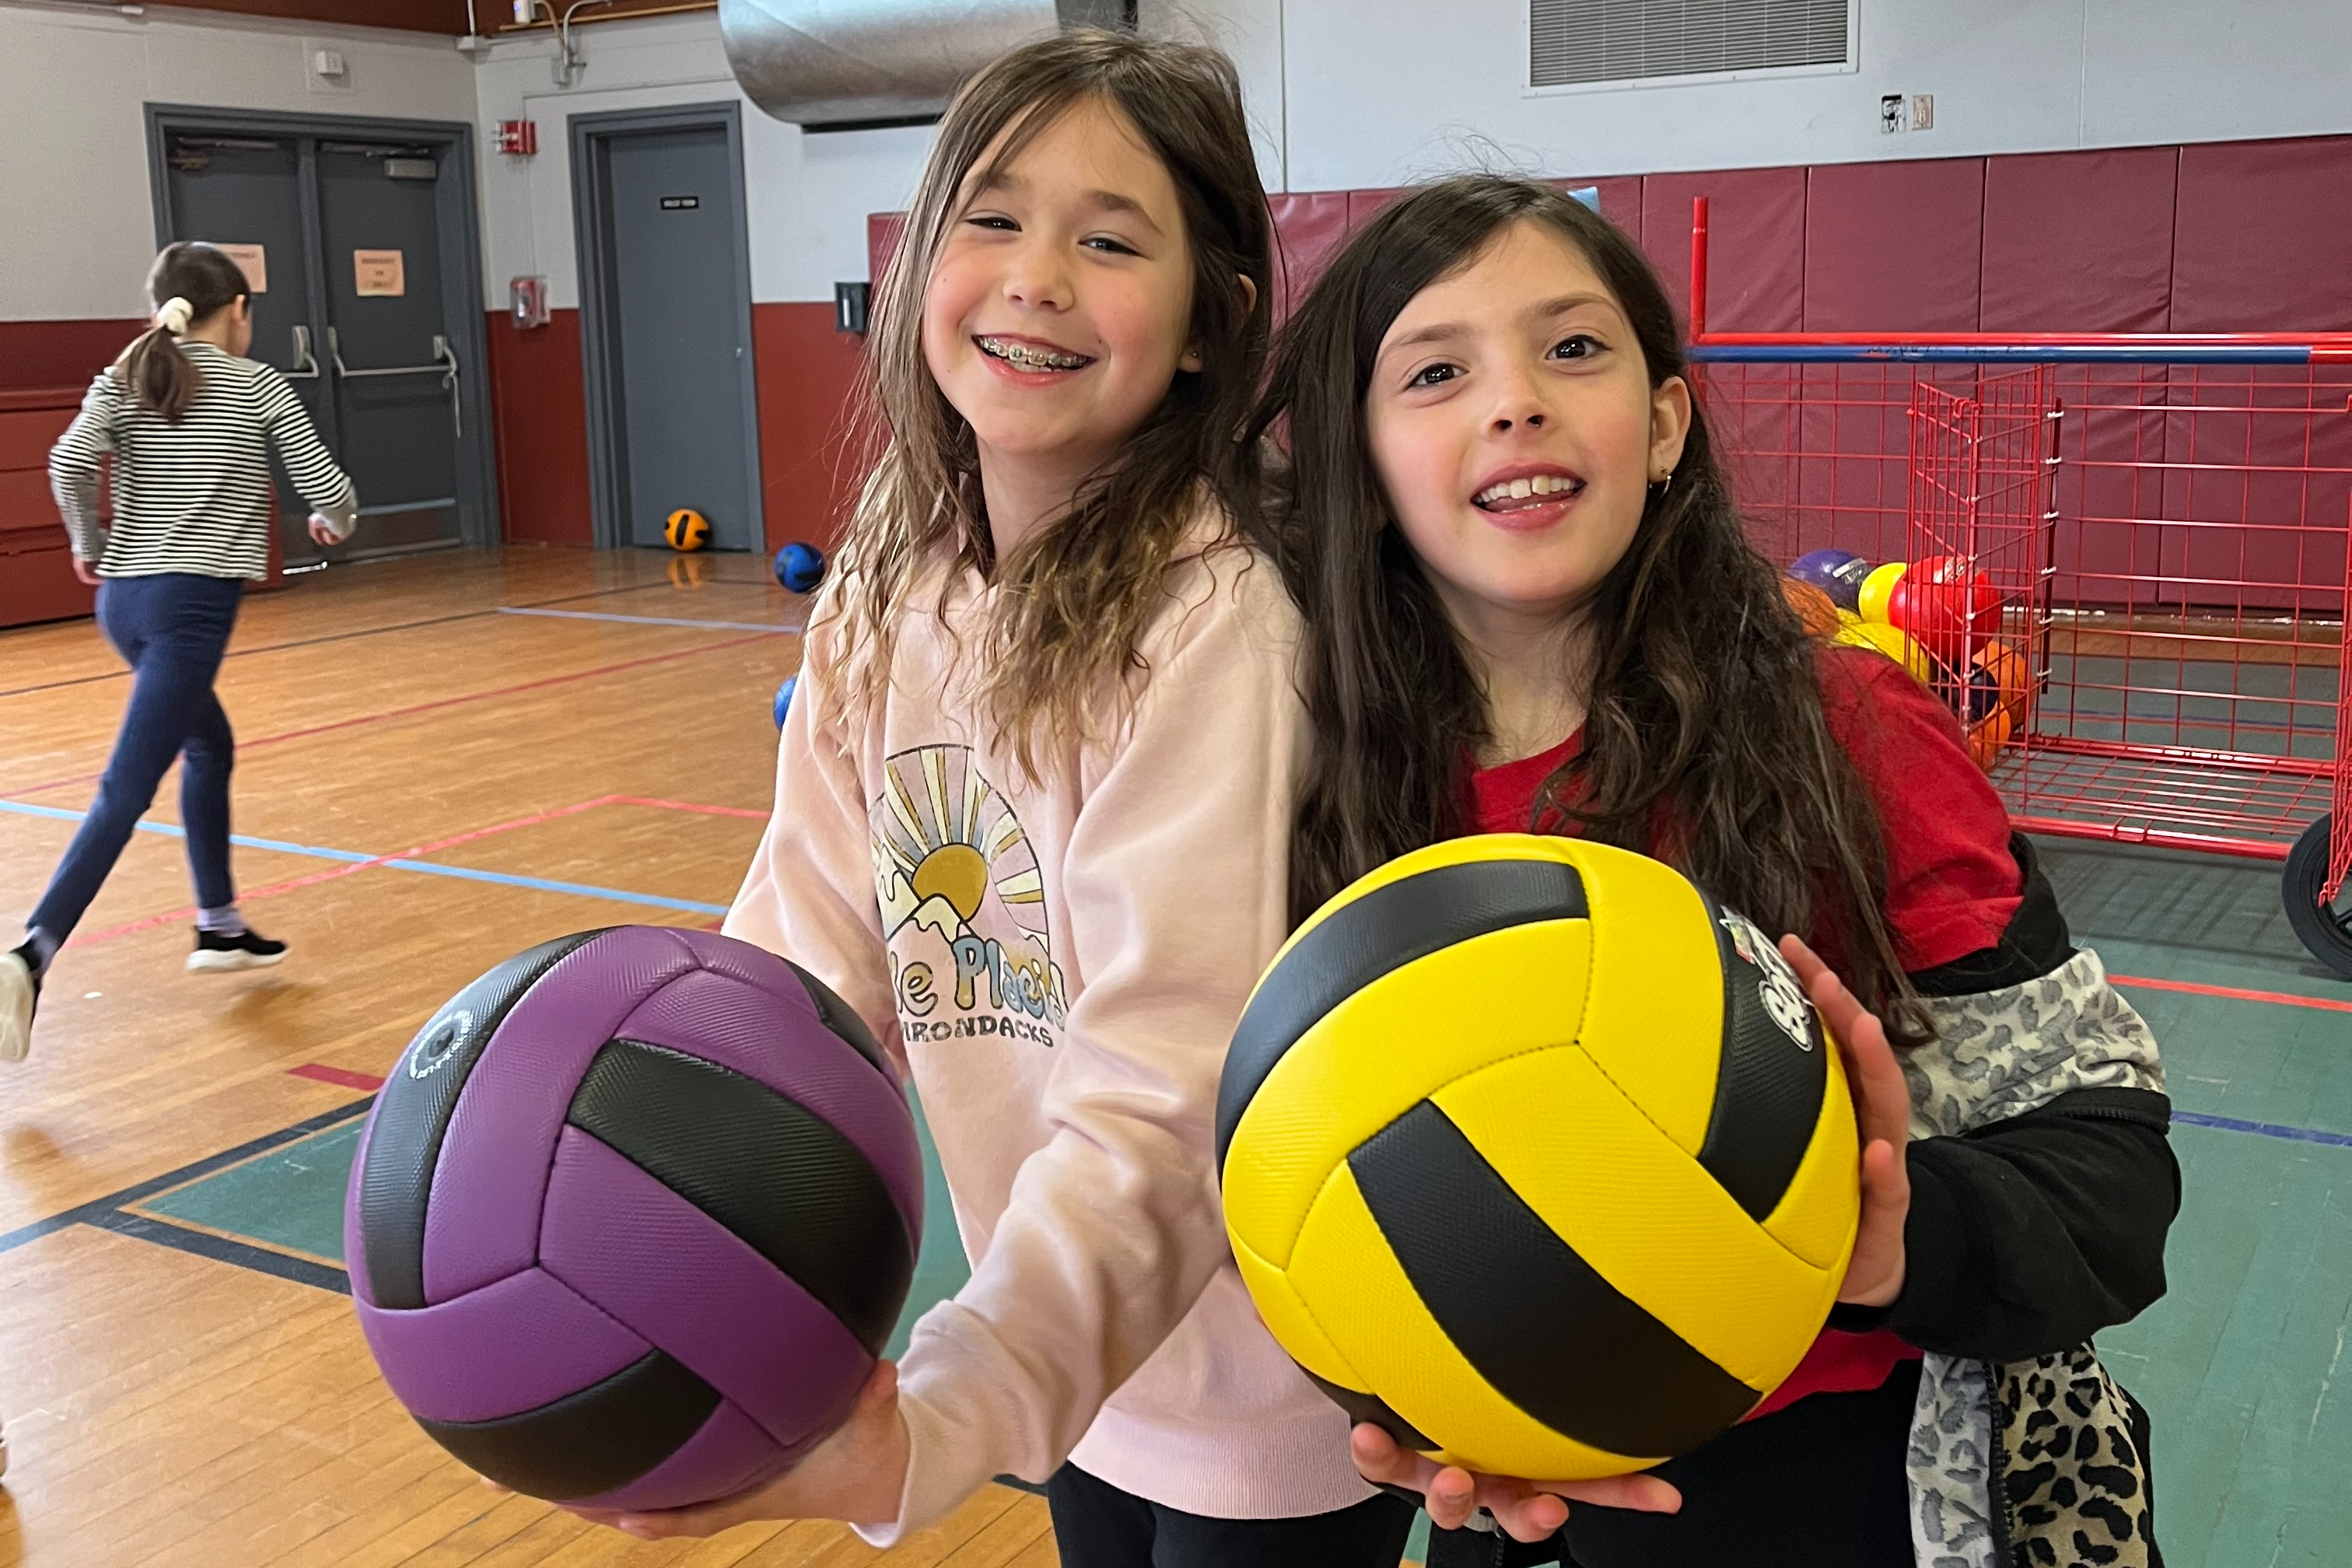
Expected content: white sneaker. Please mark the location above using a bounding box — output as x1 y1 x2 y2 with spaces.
0 948 35 1065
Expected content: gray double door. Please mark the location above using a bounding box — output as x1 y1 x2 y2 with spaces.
153 116 486 567
576 108 763 552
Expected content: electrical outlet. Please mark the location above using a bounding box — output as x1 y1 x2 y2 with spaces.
1879 93 1906 134
1911 93 1936 131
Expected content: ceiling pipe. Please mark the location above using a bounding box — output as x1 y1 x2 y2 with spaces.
719 0 1125 128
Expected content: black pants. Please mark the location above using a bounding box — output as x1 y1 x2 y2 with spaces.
1045 1462 1417 1568
1426 1360 1922 1568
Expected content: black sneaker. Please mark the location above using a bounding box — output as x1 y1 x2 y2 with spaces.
188 929 289 974
1 942 37 1064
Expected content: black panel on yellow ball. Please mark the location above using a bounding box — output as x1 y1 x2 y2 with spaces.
1217 835 1858 1481
1351 1100 1762 1458
1216 856 1588 1170
1693 888 1831 1220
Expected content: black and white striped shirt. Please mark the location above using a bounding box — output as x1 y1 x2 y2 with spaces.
48 341 357 581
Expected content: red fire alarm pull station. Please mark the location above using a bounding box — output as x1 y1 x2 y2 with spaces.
511 276 550 329
495 120 537 156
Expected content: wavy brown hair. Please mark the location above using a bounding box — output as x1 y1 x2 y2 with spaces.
824 29 1272 775
1249 176 1926 1041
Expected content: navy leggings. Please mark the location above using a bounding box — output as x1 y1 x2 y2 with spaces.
30 573 245 942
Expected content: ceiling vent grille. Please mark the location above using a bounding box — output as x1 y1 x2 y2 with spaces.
1531 0 1850 88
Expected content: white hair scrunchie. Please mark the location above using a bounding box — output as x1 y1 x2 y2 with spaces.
154 296 195 336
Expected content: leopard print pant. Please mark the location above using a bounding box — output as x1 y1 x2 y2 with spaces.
1995 1348 2159 1567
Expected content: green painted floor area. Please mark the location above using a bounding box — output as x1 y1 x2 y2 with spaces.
129 838 2350 1566
141 1093 974 1360
888 1088 971 1362
2039 840 2352 1568
136 1118 362 1265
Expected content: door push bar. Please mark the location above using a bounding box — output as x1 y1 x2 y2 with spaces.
286 324 323 380
326 326 464 439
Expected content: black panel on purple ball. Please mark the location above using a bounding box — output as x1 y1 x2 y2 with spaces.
360 929 609 1311
782 957 894 1080
565 1038 916 1355
412 1346 719 1501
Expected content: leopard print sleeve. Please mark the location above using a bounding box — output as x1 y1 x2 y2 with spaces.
1902 947 2164 1140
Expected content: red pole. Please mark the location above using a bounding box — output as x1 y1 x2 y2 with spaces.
1689 195 1710 341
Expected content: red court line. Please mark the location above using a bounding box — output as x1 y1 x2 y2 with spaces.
609 794 770 821
68 796 625 948
9 633 773 799
290 1063 385 1091
2110 973 2352 1015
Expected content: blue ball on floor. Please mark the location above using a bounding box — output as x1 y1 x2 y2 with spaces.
772 674 797 729
775 542 826 594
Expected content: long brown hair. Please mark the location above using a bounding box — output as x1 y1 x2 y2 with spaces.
1250 176 1925 1041
826 29 1273 775
117 243 250 422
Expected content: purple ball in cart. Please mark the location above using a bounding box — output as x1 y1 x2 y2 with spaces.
1787 548 1873 612
345 926 921 1510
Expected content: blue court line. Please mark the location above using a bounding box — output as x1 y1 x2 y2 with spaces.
371 857 726 915
2174 1111 2352 1149
0 797 727 917
497 607 800 635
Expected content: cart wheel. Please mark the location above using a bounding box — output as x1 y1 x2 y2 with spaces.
2282 814 2352 981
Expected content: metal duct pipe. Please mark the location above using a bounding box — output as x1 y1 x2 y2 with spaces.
720 0 1126 128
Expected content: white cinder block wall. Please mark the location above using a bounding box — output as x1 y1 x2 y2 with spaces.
5 0 2350 322
0 2 478 323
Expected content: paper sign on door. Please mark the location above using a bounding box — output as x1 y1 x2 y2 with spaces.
215 243 268 293
354 250 406 297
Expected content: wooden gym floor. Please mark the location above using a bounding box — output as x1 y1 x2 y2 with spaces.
0 548 2347 1568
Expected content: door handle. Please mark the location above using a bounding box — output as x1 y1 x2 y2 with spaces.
285 324 322 380
327 327 463 439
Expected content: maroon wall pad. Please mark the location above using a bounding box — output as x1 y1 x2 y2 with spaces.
1269 191 1352 323
1981 147 2178 333
2170 135 2352 331
1641 166 1805 334
1557 176 1644 233
1802 157 1984 333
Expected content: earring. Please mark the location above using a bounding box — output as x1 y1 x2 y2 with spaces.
1650 470 1675 495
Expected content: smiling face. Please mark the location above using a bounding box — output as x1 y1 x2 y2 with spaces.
1364 219 1690 642
920 95 1199 513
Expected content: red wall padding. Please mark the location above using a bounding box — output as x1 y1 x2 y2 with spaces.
1640 166 1806 332
1268 191 1351 323
751 301 873 553
484 308 596 547
0 390 96 628
2170 137 2352 332
1981 147 2178 333
0 321 142 393
1801 156 1985 332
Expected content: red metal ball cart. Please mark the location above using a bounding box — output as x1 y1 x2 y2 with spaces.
1685 199 2352 978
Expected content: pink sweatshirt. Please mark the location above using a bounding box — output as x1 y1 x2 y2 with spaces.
724 525 1370 1542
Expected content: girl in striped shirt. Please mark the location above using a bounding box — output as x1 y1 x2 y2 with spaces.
1 242 358 1064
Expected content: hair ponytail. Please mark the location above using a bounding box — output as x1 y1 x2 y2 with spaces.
115 243 251 422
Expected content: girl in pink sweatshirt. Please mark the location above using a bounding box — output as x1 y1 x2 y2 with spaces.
583 30 1412 1566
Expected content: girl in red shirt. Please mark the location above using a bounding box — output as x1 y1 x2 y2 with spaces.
1247 177 2178 1566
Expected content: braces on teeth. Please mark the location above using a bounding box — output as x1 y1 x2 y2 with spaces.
980 337 1089 371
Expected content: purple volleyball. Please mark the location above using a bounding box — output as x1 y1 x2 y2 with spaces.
1787 548 1872 612
345 926 921 1510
